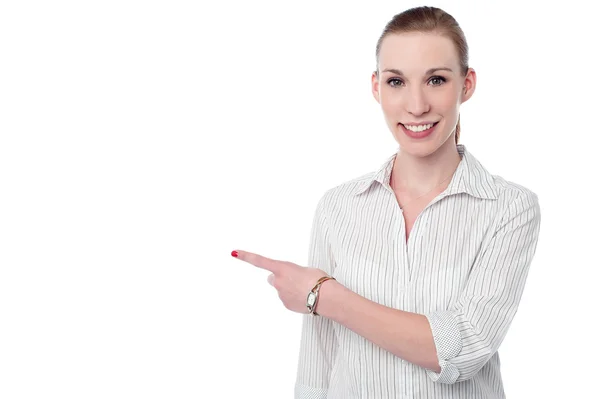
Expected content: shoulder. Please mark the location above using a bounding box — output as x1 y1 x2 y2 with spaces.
489 175 540 225
316 171 375 206
310 171 377 222
492 174 539 205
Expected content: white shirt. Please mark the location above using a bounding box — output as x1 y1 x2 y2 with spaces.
294 144 541 399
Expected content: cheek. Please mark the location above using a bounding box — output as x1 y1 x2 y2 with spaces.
379 91 401 115
437 86 462 109
432 94 460 115
382 100 396 116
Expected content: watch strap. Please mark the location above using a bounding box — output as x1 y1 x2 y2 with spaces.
307 275 336 316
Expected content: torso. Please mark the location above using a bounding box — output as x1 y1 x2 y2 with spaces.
392 188 446 243
403 210 420 239
388 147 462 242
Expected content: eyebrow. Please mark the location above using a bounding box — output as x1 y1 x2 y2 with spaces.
382 67 453 76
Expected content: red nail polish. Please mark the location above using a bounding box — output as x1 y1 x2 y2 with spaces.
231 250 238 257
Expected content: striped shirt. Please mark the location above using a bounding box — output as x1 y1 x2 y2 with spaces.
294 144 541 399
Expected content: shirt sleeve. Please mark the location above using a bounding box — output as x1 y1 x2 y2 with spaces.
424 189 541 384
294 194 339 399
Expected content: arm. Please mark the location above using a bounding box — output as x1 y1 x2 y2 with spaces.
316 190 541 384
315 273 441 372
294 195 339 399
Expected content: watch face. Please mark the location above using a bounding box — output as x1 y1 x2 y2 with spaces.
307 293 316 306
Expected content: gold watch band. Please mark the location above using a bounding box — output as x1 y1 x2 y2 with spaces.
309 276 336 316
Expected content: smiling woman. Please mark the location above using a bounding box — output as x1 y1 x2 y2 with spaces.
290 6 541 399
235 5 542 399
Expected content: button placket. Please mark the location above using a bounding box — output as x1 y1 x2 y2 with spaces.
388 191 405 309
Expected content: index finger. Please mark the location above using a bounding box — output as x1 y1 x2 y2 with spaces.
231 249 281 274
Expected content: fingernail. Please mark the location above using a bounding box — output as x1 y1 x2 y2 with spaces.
231 250 238 258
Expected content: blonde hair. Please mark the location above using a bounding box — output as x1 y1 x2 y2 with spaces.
375 6 469 144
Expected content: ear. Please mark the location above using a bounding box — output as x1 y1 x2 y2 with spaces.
461 67 477 104
371 71 381 104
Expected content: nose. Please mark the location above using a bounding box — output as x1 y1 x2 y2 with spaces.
405 86 430 116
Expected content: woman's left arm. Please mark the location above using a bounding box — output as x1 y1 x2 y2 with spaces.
314 274 442 372
318 189 541 384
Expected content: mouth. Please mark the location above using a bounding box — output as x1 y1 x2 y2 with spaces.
398 121 439 139
400 121 439 131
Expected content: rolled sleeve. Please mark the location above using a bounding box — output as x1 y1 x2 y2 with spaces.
425 190 541 384
425 311 462 383
294 194 339 398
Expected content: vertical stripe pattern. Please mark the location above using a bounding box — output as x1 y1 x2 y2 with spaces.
294 144 541 399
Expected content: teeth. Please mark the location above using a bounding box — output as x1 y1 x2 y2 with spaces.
403 123 435 132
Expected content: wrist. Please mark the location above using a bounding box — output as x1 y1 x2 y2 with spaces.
312 278 342 319
307 275 335 315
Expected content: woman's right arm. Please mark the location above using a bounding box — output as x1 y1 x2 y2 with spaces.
294 194 339 399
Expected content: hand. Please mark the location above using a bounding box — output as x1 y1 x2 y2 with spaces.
231 250 329 314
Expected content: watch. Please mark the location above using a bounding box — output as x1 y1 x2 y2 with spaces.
306 275 336 316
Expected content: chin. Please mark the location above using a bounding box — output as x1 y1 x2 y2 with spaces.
396 138 453 159
402 143 441 158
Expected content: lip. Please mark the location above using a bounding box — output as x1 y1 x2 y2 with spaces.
399 121 438 139
401 121 438 126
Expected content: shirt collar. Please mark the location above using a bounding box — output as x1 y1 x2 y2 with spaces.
351 144 499 200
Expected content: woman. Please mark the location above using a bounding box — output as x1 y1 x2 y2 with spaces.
232 6 541 398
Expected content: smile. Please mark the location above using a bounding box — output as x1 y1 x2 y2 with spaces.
401 122 439 132
399 121 439 139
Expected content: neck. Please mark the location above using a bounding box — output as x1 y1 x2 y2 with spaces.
390 139 461 194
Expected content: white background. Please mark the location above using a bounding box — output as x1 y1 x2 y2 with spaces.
1 0 598 398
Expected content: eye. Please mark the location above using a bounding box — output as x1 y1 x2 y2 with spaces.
387 78 404 88
428 76 447 86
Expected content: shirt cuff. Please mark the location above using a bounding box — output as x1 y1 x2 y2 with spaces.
294 382 327 399
425 310 463 384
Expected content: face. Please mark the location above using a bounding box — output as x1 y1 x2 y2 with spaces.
372 32 476 157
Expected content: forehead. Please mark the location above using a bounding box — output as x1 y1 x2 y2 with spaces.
379 32 459 73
